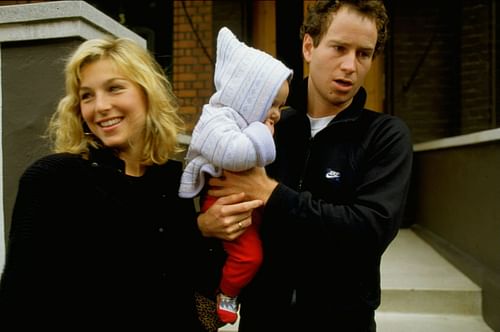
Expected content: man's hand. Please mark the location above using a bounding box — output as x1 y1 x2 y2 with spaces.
208 167 278 204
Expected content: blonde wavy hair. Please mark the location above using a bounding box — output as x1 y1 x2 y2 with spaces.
46 36 184 165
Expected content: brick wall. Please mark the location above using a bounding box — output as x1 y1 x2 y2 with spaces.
460 0 494 134
389 0 495 143
389 0 461 143
172 0 214 134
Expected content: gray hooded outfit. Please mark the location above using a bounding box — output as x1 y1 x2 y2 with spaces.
178 27 293 198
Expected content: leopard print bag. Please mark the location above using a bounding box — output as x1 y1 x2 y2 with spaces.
194 291 225 331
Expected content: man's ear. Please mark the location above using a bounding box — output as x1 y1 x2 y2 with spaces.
302 33 314 63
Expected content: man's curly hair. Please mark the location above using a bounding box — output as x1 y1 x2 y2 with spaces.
300 0 389 58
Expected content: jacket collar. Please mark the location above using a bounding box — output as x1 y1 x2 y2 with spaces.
88 147 126 172
290 77 367 123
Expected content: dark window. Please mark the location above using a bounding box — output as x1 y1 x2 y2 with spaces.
84 0 174 79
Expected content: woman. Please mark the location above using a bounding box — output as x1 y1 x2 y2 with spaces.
0 37 228 330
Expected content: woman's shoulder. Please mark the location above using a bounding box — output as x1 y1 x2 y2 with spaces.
21 153 84 181
30 152 83 169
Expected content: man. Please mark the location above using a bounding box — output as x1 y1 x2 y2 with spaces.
200 1 413 331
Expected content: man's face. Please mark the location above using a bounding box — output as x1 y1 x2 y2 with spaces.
303 6 377 113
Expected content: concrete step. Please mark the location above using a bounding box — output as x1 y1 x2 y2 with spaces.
220 313 495 332
380 228 481 315
376 312 494 332
219 229 494 331
377 228 493 331
219 322 238 331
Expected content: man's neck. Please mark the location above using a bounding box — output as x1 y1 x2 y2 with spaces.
307 96 353 118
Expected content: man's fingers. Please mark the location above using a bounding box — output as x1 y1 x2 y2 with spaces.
215 192 246 204
219 198 263 216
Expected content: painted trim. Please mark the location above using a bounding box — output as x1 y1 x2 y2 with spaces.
414 128 500 152
0 1 146 47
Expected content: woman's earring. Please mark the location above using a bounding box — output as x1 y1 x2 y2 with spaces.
83 122 93 136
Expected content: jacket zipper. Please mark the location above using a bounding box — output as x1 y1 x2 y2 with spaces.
298 136 313 191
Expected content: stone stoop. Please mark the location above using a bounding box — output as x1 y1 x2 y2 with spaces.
219 228 494 332
376 312 494 332
376 229 493 332
219 321 239 332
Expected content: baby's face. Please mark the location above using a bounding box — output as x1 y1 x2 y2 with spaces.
264 80 289 135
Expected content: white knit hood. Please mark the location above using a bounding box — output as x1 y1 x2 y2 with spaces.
178 27 293 198
210 27 293 123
